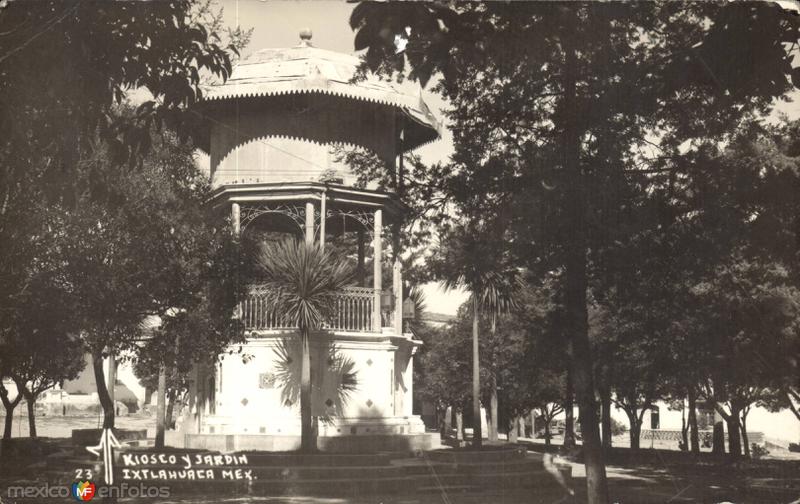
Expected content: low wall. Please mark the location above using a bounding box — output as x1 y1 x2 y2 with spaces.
641 429 765 445
72 428 148 446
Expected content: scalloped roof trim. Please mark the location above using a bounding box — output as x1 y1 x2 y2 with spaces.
201 87 440 133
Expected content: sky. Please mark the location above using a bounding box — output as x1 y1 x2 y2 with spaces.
216 0 799 315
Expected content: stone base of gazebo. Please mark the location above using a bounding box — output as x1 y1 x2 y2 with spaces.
182 327 426 453
184 417 439 453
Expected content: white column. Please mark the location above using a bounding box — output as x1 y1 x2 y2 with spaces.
393 260 403 335
231 202 240 236
232 202 243 324
305 201 314 246
373 208 382 332
404 354 414 416
320 191 327 250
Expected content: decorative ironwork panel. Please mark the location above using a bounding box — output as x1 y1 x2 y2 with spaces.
325 209 375 233
240 203 306 231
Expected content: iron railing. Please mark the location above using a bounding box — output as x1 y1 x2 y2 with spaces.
241 285 378 333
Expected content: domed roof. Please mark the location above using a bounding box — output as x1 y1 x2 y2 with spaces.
201 32 441 152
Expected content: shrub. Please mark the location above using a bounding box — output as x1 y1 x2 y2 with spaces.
610 417 627 436
751 443 769 459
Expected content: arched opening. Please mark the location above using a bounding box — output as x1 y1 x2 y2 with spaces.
324 212 372 288
243 209 304 244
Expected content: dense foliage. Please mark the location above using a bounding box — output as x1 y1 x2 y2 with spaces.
351 4 799 500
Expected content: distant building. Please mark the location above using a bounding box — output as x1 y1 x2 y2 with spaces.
421 312 456 329
60 354 142 414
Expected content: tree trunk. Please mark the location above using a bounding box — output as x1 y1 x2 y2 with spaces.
456 409 464 441
530 410 536 439
2 410 12 440
508 417 518 443
784 389 800 421
680 405 688 451
0 383 22 440
741 411 750 458
165 389 177 430
92 351 115 430
712 410 725 455
155 364 166 448
627 412 641 451
14 379 37 439
471 297 482 448
688 388 699 454
560 13 608 503
726 406 742 459
107 355 116 411
26 395 36 438
600 387 612 449
564 369 576 448
543 413 552 447
489 375 498 441
300 328 315 453
518 415 526 439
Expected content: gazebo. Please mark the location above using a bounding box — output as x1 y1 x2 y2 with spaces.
180 30 441 452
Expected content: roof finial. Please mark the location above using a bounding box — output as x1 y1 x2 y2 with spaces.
299 28 313 47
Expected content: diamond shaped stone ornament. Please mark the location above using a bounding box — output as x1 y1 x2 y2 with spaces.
366 399 373 407
366 358 373 366
325 398 334 407
241 398 249 406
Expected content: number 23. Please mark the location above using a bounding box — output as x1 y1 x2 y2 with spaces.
74 468 93 479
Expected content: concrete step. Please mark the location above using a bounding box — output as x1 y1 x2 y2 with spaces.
113 462 556 481
116 450 392 467
115 464 402 481
416 484 481 493
400 459 544 475
105 458 542 476
425 446 528 464
240 452 393 467
42 447 572 498
43 465 570 497
100 471 560 496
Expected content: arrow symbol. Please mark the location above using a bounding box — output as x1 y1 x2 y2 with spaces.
86 429 121 484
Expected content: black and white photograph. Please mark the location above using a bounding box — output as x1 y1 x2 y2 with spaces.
1 1 800 503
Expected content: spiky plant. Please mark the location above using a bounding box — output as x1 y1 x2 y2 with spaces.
403 285 428 336
272 338 358 425
257 238 353 453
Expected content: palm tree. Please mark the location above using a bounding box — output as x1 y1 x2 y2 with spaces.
257 238 353 453
435 222 520 449
483 278 517 443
